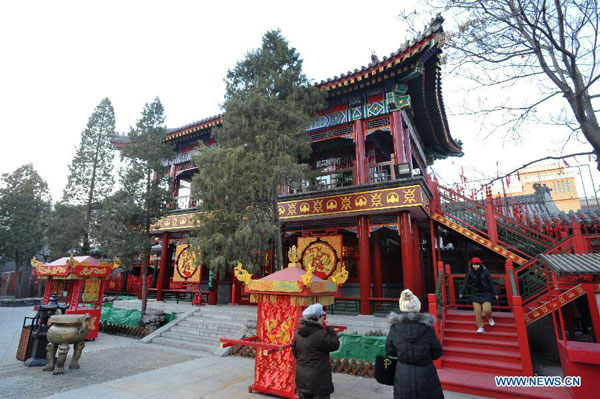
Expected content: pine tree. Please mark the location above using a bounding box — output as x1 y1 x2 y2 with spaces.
46 203 86 259
190 30 324 274
63 98 116 253
0 164 51 297
96 97 173 319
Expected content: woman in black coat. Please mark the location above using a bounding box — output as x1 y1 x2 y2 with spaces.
386 289 443 399
291 303 340 399
459 257 498 333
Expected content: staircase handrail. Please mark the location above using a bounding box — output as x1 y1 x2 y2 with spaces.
435 267 444 322
435 183 558 250
513 235 576 305
434 264 447 339
513 234 575 274
509 268 518 297
435 183 486 212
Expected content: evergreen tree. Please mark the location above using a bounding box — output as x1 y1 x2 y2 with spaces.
63 98 116 253
96 97 173 319
46 203 86 259
191 30 324 274
0 164 51 297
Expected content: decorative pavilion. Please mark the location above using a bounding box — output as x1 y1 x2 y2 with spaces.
148 16 461 312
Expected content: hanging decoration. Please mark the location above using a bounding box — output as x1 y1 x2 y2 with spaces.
173 244 201 283
297 235 342 279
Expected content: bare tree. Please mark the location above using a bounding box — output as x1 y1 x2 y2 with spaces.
402 1 600 165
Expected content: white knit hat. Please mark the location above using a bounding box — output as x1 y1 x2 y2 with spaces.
302 303 326 320
399 289 421 312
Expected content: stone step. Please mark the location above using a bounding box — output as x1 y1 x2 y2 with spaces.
179 317 246 327
152 336 217 353
171 325 242 338
189 312 256 323
184 317 251 329
161 331 222 345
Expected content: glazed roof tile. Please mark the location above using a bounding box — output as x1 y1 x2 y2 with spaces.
316 15 444 90
540 253 600 275
165 114 224 141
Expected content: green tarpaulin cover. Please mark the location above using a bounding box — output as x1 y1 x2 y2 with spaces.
330 334 388 362
100 304 176 327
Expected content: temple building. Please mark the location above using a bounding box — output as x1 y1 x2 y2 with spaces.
148 16 461 313
111 16 600 395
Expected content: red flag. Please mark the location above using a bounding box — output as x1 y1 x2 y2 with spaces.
506 175 511 188
563 159 570 167
517 171 521 181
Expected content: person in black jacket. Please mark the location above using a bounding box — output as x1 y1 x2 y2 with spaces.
386 289 443 399
459 257 498 333
291 303 340 399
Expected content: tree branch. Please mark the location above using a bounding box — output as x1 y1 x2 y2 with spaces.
478 150 594 189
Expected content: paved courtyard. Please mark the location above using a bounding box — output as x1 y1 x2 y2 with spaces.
0 306 485 399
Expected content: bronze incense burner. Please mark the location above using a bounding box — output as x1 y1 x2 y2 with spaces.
42 313 90 375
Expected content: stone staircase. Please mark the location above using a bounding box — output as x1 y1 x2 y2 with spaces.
143 305 256 355
138 303 394 356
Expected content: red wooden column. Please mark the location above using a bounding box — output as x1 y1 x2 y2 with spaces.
231 274 237 305
156 232 171 301
512 296 534 375
428 293 442 368
572 222 587 254
484 195 499 245
372 234 383 298
209 270 219 305
353 120 368 184
358 216 371 314
390 111 407 164
504 260 515 308
584 283 600 343
430 219 438 287
398 212 414 292
412 221 425 300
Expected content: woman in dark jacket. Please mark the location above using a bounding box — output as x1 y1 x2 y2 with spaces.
291 303 340 399
459 257 498 333
386 289 443 399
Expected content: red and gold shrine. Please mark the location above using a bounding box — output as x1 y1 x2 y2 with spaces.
220 246 347 399
33 255 117 340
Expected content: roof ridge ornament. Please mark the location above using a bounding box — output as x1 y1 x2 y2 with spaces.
287 245 301 268
370 52 379 64
234 262 253 285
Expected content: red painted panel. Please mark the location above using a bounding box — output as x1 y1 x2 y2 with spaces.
368 93 384 103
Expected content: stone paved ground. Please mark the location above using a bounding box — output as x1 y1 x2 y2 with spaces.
0 306 195 399
0 306 486 399
1 346 195 399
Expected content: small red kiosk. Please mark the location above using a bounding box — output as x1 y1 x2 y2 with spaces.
220 247 347 399
541 253 600 399
33 256 115 340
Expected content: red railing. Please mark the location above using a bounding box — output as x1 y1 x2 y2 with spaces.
447 273 511 311
511 227 599 307
432 181 558 258
368 297 398 314
428 262 448 368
